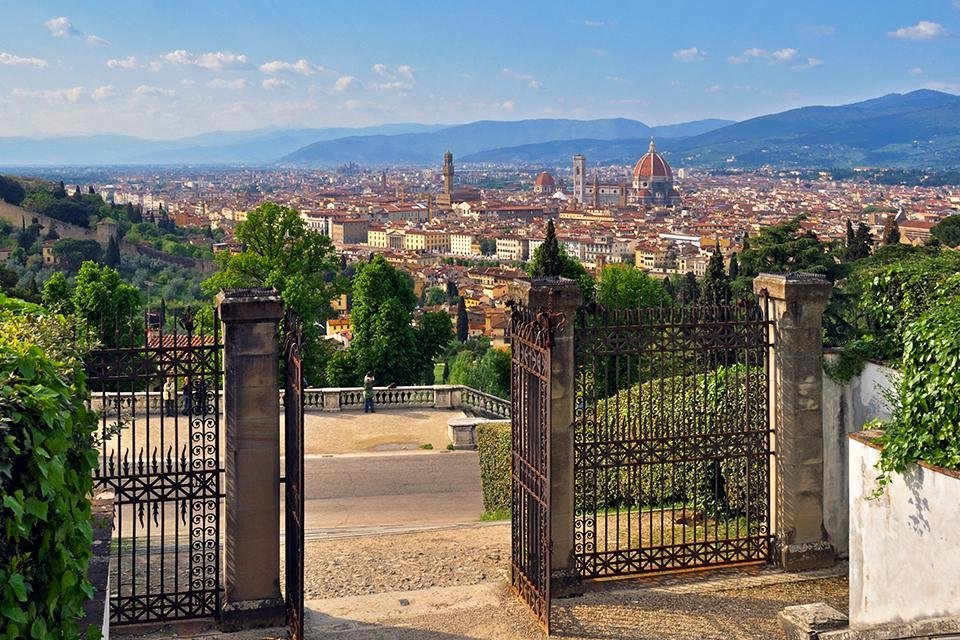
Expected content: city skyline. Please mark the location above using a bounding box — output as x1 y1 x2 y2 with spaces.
1 0 959 138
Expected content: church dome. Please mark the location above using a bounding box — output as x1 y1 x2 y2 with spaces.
632 139 672 180
534 171 555 187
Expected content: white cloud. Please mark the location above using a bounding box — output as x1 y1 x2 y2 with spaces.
44 16 109 46
134 84 175 97
259 58 328 75
792 57 824 69
333 75 361 92
584 20 605 28
44 16 80 38
925 81 960 92
744 47 768 58
499 100 516 112
772 48 798 62
0 52 49 68
106 56 139 69
673 47 706 62
159 50 250 70
501 68 541 89
13 86 87 102
371 64 415 90
908 67 924 75
91 85 114 101
208 78 247 90
262 77 293 90
728 55 748 64
889 21 949 40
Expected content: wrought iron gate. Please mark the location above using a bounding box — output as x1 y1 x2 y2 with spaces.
86 305 223 624
573 301 773 578
509 305 559 635
283 309 305 640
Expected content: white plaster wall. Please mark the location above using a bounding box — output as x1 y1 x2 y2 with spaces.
849 438 960 627
821 358 899 557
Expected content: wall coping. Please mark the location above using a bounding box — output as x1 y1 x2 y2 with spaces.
849 429 960 481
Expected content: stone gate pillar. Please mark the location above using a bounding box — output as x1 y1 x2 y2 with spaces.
509 276 582 576
216 289 286 630
754 273 835 570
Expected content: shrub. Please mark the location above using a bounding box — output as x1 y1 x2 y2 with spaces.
476 422 511 515
582 364 767 518
0 295 99 639
877 296 960 482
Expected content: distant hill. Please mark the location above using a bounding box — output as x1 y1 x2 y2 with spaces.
280 118 734 165
0 123 446 166
463 90 960 169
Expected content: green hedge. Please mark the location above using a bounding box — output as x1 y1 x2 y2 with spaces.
0 295 99 640
877 296 960 479
582 364 767 518
476 422 511 516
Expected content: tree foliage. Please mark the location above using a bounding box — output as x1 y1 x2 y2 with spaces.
880 215 901 246
0 175 25 206
456 298 468 343
527 222 595 301
736 215 842 286
0 295 99 640
202 202 342 385
931 214 960 248
701 248 731 305
597 264 670 309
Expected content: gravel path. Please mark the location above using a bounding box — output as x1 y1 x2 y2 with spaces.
303 523 511 599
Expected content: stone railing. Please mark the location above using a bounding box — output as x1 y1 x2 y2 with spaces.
90 385 511 419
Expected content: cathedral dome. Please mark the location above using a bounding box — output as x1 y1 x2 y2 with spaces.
632 139 672 181
534 171 555 187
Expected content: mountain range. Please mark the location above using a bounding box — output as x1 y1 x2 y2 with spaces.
1 90 958 169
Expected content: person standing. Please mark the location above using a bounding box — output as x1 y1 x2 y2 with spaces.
181 378 193 416
163 379 176 417
363 372 375 413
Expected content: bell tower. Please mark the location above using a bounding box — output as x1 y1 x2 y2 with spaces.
442 151 454 195
573 154 585 203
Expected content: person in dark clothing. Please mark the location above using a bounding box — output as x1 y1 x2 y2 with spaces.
363 372 375 413
181 378 193 416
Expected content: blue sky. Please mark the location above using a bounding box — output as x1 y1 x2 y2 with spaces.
1 0 958 138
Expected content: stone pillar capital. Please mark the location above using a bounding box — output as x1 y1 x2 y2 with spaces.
216 288 284 324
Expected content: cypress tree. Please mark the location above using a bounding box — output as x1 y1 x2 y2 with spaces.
456 298 468 343
881 215 901 245
728 251 739 279
679 272 699 305
701 247 731 305
538 219 563 277
105 236 121 268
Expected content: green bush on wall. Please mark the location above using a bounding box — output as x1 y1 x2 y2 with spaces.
0 295 100 640
877 295 960 481
476 422 511 516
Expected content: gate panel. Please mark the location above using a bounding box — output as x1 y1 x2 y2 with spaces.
573 302 772 579
509 307 555 635
86 306 223 624
283 309 305 640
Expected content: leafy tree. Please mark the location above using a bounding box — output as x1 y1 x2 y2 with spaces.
701 247 732 304
736 215 841 283
42 271 74 314
448 347 511 398
679 272 700 305
478 238 497 256
597 264 670 309
445 279 459 302
72 261 142 346
0 175 25 206
202 202 342 385
104 235 121 268
53 238 103 271
931 214 960 248
881 215 901 246
54 180 67 198
456 298 469 343
662 275 676 302
425 286 446 306
346 256 446 385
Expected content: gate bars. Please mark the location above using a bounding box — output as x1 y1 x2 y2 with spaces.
509 304 563 635
85 304 223 624
283 308 305 640
572 300 773 578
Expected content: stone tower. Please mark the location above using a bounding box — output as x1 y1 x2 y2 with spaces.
573 154 585 203
442 151 454 195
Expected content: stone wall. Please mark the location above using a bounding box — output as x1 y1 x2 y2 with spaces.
821 358 899 557
848 433 960 628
